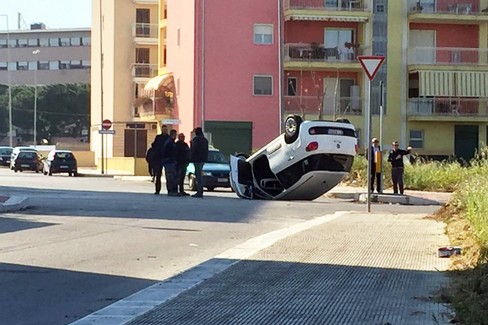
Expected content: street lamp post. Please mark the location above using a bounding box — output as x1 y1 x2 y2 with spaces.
32 49 40 146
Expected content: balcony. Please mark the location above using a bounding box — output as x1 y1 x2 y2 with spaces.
284 95 362 118
408 47 488 66
408 0 488 22
284 0 370 12
132 23 158 45
132 63 158 80
284 43 364 70
408 98 488 121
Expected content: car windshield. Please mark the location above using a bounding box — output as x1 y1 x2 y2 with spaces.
207 150 228 164
55 152 74 160
0 148 12 155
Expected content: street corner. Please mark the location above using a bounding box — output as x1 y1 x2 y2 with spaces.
0 196 30 213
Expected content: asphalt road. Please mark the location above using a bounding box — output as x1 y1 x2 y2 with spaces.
0 167 442 325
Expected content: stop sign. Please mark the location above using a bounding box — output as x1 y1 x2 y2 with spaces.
102 119 112 130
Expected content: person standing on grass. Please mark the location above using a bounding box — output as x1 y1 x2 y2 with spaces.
387 141 412 195
190 127 209 198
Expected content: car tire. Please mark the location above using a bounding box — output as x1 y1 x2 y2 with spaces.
188 174 197 191
68 172 72 176
35 169 39 173
284 114 303 144
14 169 18 172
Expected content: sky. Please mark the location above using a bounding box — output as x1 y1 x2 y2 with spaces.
1 0 92 31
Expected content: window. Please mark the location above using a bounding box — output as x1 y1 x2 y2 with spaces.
409 130 424 148
254 24 273 45
325 29 353 59
49 38 59 46
0 39 6 48
0 62 7 70
28 39 38 47
18 39 28 47
60 61 70 69
49 61 59 70
17 61 28 70
70 60 83 69
28 61 37 70
82 60 91 69
39 38 49 47
38 61 49 70
60 37 70 46
8 39 16 47
287 77 297 96
376 4 385 12
82 36 91 46
8 62 16 71
253 75 272 95
71 37 81 46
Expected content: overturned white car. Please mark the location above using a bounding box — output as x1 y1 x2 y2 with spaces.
230 115 358 200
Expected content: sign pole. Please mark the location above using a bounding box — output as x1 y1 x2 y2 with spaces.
357 55 385 213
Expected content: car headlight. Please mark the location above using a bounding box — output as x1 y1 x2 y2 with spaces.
202 171 212 176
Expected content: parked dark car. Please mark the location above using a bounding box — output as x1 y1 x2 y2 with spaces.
0 146 13 167
12 151 43 173
186 148 231 191
43 150 78 176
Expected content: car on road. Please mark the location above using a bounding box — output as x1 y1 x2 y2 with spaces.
10 146 39 170
186 147 231 191
11 150 43 173
0 146 13 167
43 150 78 176
230 115 358 200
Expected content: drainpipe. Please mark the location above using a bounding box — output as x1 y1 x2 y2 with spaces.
201 0 206 132
278 0 284 133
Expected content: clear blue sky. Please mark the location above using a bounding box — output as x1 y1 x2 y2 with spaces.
1 0 91 30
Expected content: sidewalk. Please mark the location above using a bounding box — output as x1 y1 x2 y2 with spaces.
72 207 455 324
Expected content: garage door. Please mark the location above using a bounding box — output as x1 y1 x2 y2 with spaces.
204 121 252 157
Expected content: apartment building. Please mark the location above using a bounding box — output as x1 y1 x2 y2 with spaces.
0 24 90 85
91 0 488 173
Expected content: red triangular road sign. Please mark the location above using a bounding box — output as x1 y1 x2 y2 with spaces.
358 56 385 81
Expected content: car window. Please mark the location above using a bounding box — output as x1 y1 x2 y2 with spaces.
207 150 228 164
0 148 12 155
55 152 74 160
18 152 37 159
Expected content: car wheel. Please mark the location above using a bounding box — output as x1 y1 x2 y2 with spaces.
68 172 72 176
284 114 303 144
14 168 18 172
188 174 197 191
35 169 39 173
206 187 214 191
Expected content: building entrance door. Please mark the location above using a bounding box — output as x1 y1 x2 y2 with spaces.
454 125 478 162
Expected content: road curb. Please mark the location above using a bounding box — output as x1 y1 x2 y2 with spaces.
0 196 29 213
327 192 445 205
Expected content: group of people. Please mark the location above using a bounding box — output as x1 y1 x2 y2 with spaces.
146 125 209 198
368 138 412 195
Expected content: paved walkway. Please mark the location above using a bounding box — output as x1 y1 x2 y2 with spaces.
72 209 454 325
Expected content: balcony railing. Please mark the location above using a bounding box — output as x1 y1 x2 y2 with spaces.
133 0 158 4
408 47 488 65
408 98 488 117
285 43 364 63
132 23 159 39
132 63 158 78
284 0 369 11
408 0 483 14
284 95 362 116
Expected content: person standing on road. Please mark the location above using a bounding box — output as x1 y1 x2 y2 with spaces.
145 147 156 183
175 133 191 196
368 137 382 193
387 141 412 195
151 125 169 195
190 127 209 198
163 129 179 196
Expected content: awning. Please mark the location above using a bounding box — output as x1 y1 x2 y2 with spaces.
143 73 174 95
456 71 488 97
418 70 488 97
287 15 368 22
419 71 455 97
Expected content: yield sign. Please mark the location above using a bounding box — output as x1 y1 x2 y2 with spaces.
358 56 385 81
